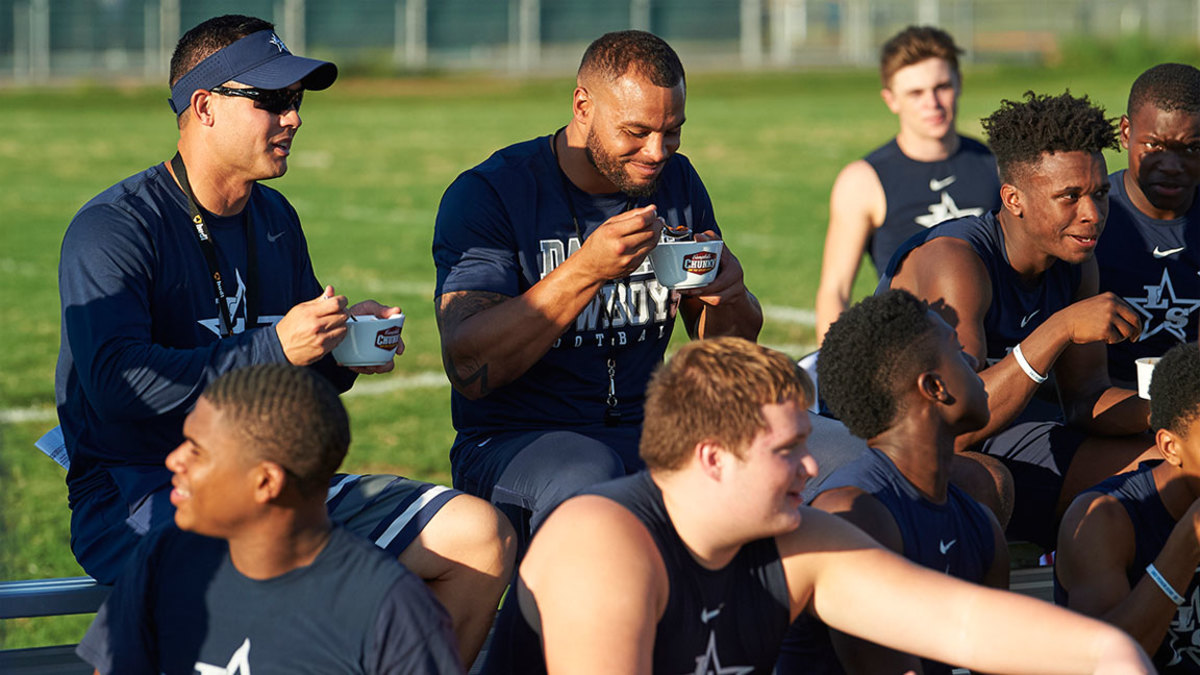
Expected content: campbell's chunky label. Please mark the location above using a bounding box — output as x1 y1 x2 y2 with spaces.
682 251 718 274
375 326 402 350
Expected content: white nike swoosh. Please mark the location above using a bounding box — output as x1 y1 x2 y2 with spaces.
939 539 957 555
267 231 285 242
700 608 721 623
477 437 492 448
1153 246 1186 258
929 176 957 191
1020 310 1040 327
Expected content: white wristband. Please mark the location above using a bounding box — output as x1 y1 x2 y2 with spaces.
1012 343 1047 385
1146 563 1186 605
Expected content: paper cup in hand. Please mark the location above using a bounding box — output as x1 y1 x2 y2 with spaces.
1136 356 1160 400
332 314 405 367
648 240 723 290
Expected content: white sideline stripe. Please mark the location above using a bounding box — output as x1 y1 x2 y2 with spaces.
1 406 57 424
762 305 817 327
0 373 450 425
343 371 448 396
375 484 453 549
762 343 817 358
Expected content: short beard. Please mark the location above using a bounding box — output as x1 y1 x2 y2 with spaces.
585 126 660 197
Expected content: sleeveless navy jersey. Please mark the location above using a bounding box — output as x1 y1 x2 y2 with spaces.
778 447 996 675
1096 170 1200 384
864 136 1000 274
497 472 790 674
1055 463 1200 672
878 212 1082 365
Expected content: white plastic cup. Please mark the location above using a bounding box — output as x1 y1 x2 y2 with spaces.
332 314 405 366
1136 356 1160 400
648 240 723 290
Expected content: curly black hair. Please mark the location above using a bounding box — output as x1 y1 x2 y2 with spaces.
1128 63 1200 117
818 290 940 440
1149 343 1200 436
981 91 1118 184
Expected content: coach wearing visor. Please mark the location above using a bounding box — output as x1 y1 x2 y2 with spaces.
56 14 511 665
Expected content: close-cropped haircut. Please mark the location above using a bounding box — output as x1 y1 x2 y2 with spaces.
981 91 1119 184
169 14 274 87
879 25 962 88
577 30 685 90
202 364 350 497
640 337 812 472
1149 343 1200 436
1128 63 1200 117
819 290 940 440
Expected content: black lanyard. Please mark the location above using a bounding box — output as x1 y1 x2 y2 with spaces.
170 152 258 338
550 128 636 427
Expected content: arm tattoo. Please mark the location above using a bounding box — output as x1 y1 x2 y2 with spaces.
435 290 510 396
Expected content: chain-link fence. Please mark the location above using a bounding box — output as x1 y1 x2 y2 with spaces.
4 0 1200 83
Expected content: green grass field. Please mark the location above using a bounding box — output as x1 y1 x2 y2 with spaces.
0 63 1148 648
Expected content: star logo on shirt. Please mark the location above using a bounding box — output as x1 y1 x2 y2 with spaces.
683 631 754 675
1125 269 1200 341
197 270 248 336
914 192 985 229
195 637 251 674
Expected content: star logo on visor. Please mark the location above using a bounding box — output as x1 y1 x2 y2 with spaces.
268 33 289 53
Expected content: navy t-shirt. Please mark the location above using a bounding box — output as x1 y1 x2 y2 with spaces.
1096 170 1200 383
878 212 1082 365
865 135 1000 274
56 163 353 508
77 525 462 674
433 135 718 434
1055 463 1200 672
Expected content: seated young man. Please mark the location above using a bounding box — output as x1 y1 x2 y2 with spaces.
77 364 463 674
1057 342 1200 672
880 91 1155 548
779 290 1008 674
482 337 1152 674
1096 63 1200 386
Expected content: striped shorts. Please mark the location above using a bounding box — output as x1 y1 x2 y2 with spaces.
325 474 461 556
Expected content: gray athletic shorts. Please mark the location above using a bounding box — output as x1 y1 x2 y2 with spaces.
326 473 461 556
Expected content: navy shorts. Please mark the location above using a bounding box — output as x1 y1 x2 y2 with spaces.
451 427 643 553
980 420 1085 549
71 472 459 584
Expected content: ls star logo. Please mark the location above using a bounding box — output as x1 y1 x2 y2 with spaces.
1125 269 1200 341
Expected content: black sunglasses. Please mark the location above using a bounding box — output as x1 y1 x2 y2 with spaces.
210 86 304 115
